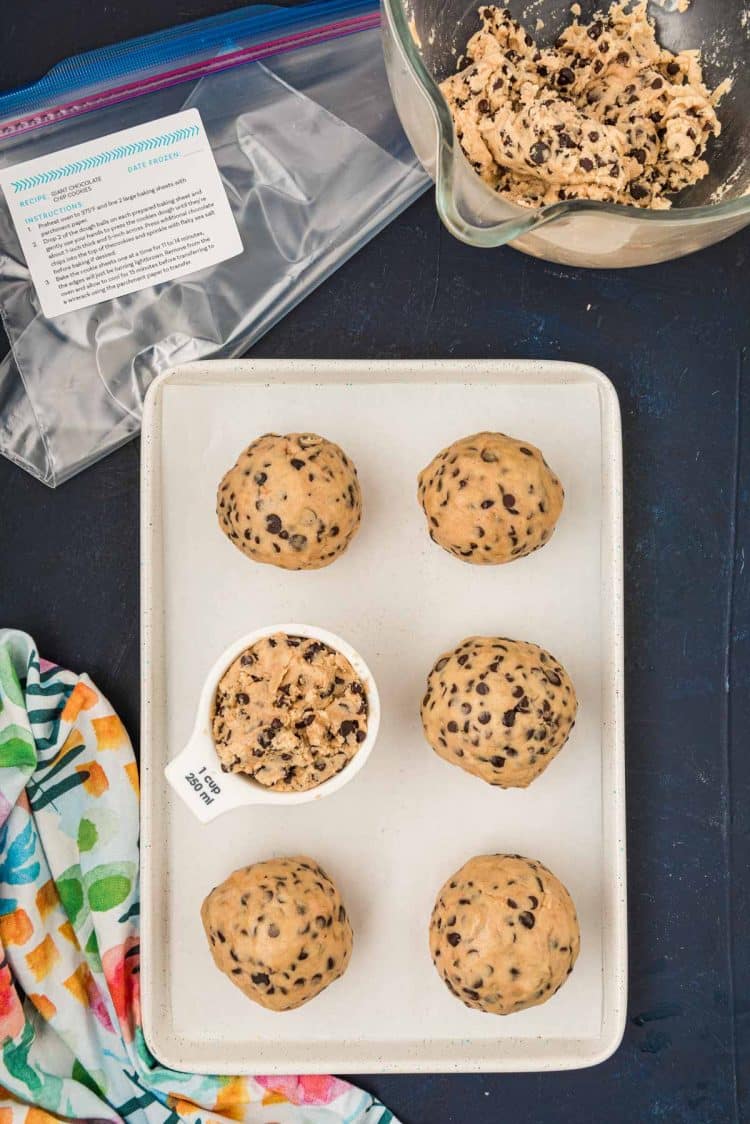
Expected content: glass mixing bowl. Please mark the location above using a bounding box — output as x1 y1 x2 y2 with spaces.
381 0 750 266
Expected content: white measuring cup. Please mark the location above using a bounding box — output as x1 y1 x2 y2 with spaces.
165 623 381 823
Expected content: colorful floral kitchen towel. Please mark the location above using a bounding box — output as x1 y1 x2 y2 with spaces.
0 630 397 1124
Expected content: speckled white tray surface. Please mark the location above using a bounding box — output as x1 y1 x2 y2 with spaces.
140 359 626 1074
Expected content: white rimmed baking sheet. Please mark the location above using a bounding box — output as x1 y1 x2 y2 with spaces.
141 359 626 1073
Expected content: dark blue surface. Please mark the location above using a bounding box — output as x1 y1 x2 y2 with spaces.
1 3 748 1122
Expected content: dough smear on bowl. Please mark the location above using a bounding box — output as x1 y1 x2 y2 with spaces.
213 632 368 791
429 853 580 1014
440 0 729 209
202 856 353 1011
217 432 361 570
421 636 577 787
418 431 563 564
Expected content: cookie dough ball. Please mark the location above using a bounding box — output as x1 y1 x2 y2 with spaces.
429 854 580 1014
217 433 362 570
213 633 368 791
417 432 563 564
421 636 577 788
201 856 353 1011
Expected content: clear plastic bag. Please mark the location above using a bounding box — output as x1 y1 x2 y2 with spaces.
0 0 428 485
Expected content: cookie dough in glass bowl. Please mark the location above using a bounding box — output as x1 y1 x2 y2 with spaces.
381 0 750 265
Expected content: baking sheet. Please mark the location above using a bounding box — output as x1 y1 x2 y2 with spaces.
141 359 626 1073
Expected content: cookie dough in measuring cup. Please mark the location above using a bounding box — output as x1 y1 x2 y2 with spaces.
165 623 380 822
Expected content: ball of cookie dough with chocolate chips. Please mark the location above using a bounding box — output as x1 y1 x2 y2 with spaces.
213 633 369 791
217 432 362 570
417 432 563 564
201 855 353 1011
421 636 577 788
429 853 580 1015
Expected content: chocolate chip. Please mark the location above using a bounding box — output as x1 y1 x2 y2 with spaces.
490 754 505 767
588 20 602 39
519 911 535 929
251 971 270 985
502 493 516 510
530 141 551 165
254 472 267 485
477 98 490 114
479 712 491 725
557 67 575 87
630 183 649 200
667 61 680 76
580 157 594 172
289 533 307 550
265 514 282 534
447 720 459 732
447 931 462 947
290 458 305 470
502 710 516 728
235 692 249 705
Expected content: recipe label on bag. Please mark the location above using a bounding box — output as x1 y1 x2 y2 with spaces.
0 108 243 318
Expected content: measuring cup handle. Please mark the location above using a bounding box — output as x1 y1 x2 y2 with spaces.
165 735 249 824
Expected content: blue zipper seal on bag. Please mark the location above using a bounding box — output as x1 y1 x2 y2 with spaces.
0 0 380 137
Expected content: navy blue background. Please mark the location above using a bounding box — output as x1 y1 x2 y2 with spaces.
1 3 748 1121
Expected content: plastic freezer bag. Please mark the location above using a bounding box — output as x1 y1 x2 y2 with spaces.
0 0 428 485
